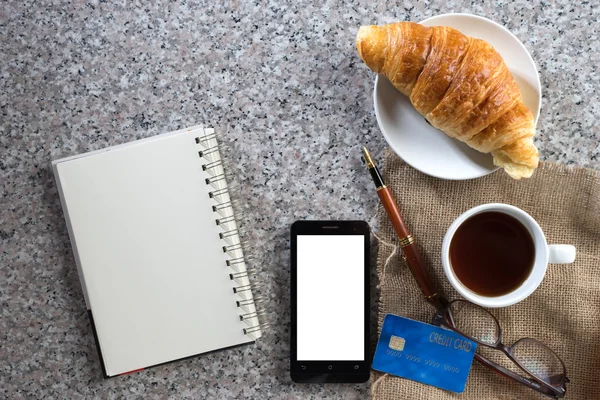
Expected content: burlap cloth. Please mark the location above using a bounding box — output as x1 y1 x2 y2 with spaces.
372 150 600 400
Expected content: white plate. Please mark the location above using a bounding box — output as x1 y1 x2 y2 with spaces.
373 13 541 180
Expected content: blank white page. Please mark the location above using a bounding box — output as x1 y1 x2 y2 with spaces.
53 128 254 376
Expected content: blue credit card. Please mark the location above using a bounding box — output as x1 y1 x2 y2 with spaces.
372 314 477 393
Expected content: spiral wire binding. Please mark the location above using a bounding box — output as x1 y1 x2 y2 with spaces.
220 226 247 240
227 254 255 266
203 159 222 172
205 173 227 185
239 309 267 321
213 199 243 213
223 240 250 253
230 268 258 279
237 296 266 307
196 127 267 338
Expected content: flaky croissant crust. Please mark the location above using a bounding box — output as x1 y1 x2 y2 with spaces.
357 22 539 179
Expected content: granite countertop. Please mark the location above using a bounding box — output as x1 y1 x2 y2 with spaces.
1 0 598 398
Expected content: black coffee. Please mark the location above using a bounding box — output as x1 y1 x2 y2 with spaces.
450 211 535 297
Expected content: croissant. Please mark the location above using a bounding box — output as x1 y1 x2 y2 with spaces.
356 22 539 179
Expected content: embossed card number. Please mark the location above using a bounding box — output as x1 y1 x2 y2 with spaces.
385 349 462 373
372 314 477 393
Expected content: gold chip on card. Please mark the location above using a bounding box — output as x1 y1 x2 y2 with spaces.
389 335 405 351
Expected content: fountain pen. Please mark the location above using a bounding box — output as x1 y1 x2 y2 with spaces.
362 147 441 307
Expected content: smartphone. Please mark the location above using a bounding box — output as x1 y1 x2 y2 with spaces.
290 220 370 383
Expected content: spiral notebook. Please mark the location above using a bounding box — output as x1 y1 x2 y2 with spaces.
52 126 263 377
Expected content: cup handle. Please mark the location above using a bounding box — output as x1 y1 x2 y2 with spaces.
548 245 576 264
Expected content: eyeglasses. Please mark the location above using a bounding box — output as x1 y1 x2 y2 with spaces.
431 299 568 399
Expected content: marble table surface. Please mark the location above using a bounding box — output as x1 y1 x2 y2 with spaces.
2 0 598 398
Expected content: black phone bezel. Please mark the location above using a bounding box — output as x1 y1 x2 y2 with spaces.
290 220 370 383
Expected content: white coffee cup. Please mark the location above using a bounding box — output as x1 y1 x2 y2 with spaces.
441 203 576 308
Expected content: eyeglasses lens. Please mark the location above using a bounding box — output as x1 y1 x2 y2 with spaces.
511 338 565 387
445 300 500 346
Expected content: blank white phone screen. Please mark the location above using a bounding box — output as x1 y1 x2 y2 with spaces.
297 235 365 361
